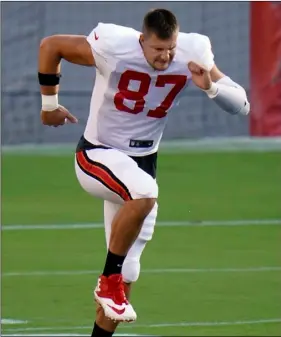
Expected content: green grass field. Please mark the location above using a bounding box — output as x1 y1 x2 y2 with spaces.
2 150 281 336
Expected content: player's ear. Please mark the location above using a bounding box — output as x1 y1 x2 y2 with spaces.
139 34 145 43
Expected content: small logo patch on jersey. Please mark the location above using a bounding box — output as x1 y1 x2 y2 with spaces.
94 32 99 40
129 140 154 148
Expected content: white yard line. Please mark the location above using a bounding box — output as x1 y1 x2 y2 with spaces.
142 318 281 328
3 266 281 277
1 333 144 337
1 319 28 325
3 137 281 154
2 335 145 337
2 218 281 231
3 318 281 333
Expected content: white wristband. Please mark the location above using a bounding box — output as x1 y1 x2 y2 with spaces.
203 82 219 99
41 94 59 111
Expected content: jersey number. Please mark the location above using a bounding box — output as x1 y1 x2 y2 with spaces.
114 70 187 119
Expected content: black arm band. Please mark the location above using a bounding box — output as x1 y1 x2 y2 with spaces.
38 72 61 86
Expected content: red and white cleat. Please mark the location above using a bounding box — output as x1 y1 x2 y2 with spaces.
94 274 137 322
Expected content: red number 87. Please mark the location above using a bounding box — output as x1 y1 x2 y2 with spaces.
114 70 187 119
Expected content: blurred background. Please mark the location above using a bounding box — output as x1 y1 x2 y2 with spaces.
2 2 281 336
2 1 281 145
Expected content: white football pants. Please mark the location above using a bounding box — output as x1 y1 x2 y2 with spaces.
75 148 159 282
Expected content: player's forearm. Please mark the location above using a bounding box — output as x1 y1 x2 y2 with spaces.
204 76 250 115
38 36 61 95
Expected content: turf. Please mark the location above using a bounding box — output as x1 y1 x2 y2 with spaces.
2 151 281 336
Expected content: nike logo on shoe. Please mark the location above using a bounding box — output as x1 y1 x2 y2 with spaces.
94 274 137 321
94 32 99 40
107 305 125 315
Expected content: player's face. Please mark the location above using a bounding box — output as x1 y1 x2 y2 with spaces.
140 32 178 71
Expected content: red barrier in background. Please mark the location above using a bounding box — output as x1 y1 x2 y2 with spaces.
250 2 281 136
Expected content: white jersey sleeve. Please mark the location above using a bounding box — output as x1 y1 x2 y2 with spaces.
86 23 139 72
177 33 215 71
86 23 116 72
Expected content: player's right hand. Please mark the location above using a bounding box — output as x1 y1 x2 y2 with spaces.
188 61 212 90
41 105 78 127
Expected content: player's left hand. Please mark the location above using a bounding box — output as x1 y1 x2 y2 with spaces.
188 62 212 90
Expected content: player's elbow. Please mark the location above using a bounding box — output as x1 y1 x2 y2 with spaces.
239 99 250 116
40 36 53 49
236 86 250 116
39 35 61 56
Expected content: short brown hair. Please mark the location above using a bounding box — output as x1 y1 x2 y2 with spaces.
142 9 179 40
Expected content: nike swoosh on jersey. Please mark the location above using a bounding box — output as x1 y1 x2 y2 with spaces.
94 32 99 40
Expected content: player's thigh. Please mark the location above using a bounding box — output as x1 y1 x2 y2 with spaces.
75 148 158 204
75 160 122 204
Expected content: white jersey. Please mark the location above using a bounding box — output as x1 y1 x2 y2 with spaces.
84 23 214 156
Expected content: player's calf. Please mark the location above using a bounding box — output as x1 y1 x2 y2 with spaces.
108 198 155 256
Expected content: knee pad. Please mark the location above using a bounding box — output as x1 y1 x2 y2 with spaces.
128 168 159 200
122 238 148 283
139 202 158 241
140 176 158 199
122 258 140 283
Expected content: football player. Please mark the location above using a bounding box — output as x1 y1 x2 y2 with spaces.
38 8 250 336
